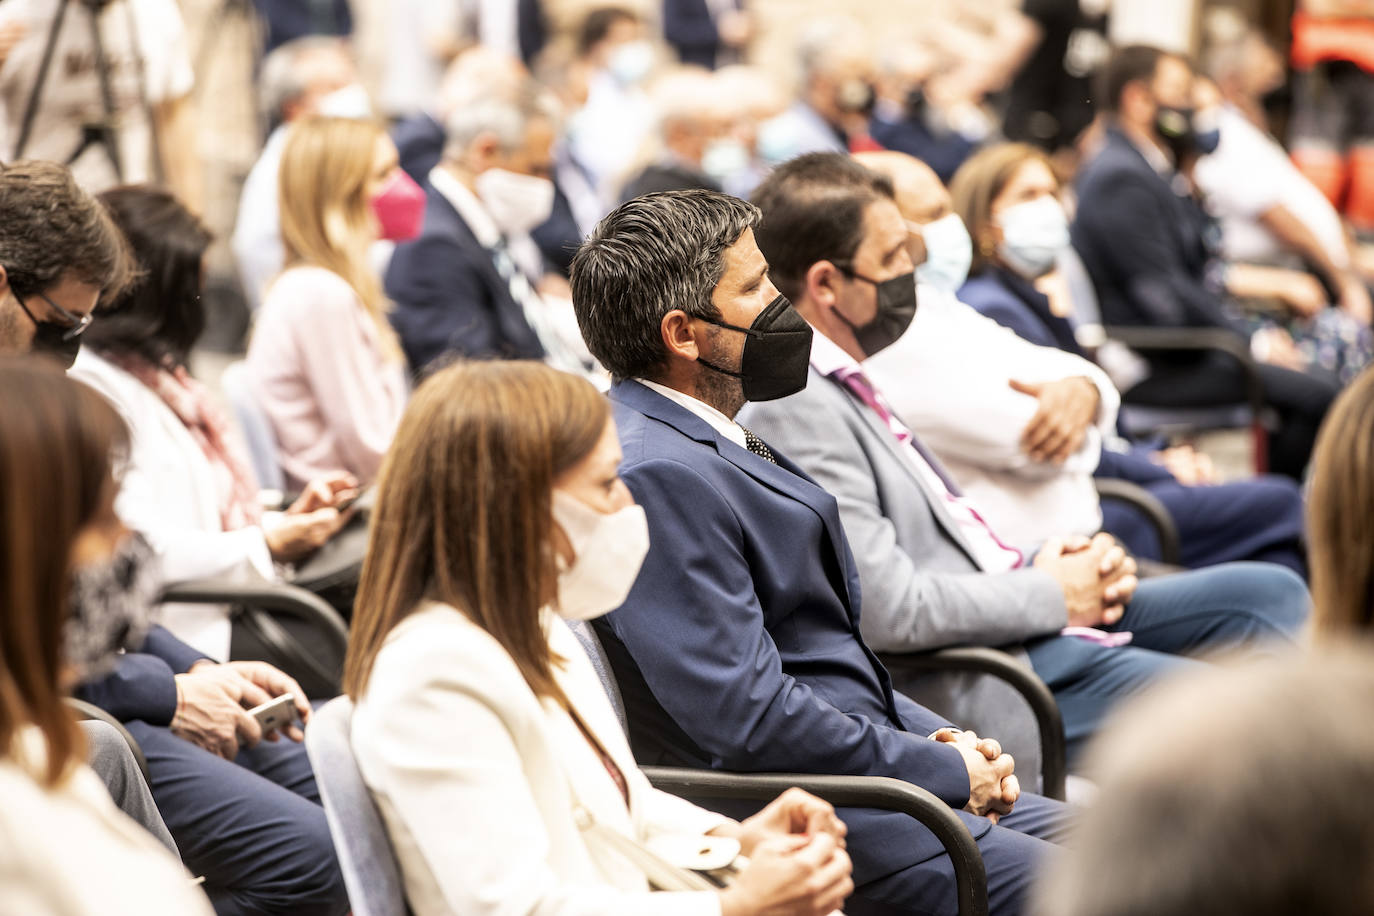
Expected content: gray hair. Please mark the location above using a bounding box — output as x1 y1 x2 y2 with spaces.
442 88 559 162
571 189 761 381
258 36 352 122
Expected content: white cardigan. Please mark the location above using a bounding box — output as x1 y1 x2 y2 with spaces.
352 602 728 916
72 350 276 661
0 731 214 915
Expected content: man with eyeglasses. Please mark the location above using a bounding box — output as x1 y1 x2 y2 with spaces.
0 159 134 365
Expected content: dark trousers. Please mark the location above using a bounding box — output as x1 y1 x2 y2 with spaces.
125 721 348 916
849 793 1073 916
1125 353 1338 480
1103 475 1307 577
1026 562 1308 762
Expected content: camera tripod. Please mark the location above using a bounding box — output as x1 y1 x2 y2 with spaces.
11 0 163 182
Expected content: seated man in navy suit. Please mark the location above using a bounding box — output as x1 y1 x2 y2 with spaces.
570 188 1072 916
385 83 592 375
738 152 1307 765
78 624 346 915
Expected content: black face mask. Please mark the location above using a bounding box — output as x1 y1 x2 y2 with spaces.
697 294 814 402
834 268 918 357
1155 104 1200 161
905 86 928 122
14 292 82 369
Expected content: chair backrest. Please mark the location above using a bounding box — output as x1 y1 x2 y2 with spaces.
565 620 628 735
220 361 285 493
304 697 409 916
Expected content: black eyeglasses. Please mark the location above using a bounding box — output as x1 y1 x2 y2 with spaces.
14 289 93 340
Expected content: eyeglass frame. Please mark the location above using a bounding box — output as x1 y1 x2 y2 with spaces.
12 287 93 341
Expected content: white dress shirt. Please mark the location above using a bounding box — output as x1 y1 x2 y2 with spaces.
864 284 1120 546
637 378 747 448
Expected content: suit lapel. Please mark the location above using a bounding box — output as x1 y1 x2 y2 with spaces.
821 374 987 569
612 380 861 610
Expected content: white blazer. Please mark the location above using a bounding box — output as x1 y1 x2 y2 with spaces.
72 350 275 661
0 731 214 915
352 602 728 916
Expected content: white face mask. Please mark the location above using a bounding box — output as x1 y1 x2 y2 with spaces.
474 167 556 238
315 83 372 119
608 40 655 86
995 195 1070 279
701 138 751 181
914 212 973 293
551 490 650 621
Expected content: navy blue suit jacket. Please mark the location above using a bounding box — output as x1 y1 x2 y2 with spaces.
663 0 727 68
1072 127 1245 337
869 116 976 184
384 182 546 374
76 626 208 726
595 380 989 880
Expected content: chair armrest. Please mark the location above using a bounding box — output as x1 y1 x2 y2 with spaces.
642 768 988 916
878 647 1066 802
159 580 349 652
160 579 349 694
65 698 152 787
1094 477 1182 566
1102 325 1265 419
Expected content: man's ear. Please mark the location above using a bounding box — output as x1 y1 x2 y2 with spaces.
468 131 503 171
805 260 842 309
660 309 700 362
0 265 12 297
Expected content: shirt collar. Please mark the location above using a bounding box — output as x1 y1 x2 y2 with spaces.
636 378 747 448
807 325 861 379
429 165 501 249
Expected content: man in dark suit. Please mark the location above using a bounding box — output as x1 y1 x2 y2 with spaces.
1072 44 1337 479
663 0 752 69
571 189 1072 916
78 625 347 915
385 89 562 374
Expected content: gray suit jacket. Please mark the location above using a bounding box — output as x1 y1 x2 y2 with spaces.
741 367 1068 779
740 368 1066 654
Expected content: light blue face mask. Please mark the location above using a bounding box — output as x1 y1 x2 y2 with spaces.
701 138 751 181
608 41 655 86
914 212 973 294
996 196 1070 280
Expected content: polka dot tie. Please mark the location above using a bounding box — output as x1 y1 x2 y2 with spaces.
742 427 778 464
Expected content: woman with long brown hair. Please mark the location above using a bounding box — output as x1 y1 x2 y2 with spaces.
0 357 212 914
246 115 425 490
344 360 853 916
1308 366 1374 634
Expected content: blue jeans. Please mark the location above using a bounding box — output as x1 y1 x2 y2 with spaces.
1026 562 1308 761
126 722 349 916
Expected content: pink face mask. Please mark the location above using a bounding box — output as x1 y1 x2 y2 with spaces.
370 169 426 241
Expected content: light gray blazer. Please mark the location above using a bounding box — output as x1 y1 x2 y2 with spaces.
740 368 1067 655
741 368 1069 778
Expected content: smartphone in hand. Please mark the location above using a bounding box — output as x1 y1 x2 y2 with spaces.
247 694 299 736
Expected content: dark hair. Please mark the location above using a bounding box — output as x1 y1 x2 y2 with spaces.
576 6 639 57
344 361 610 705
0 358 129 786
750 152 895 303
86 187 213 367
0 160 136 302
571 189 760 381
1099 44 1186 113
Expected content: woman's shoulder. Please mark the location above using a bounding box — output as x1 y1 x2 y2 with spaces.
361 603 532 701
262 266 361 314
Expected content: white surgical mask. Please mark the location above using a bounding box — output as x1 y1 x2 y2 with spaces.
474 167 556 237
701 138 751 181
914 213 973 293
551 490 650 621
995 196 1070 279
315 83 372 119
608 40 655 86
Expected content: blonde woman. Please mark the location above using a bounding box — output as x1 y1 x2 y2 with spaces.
247 116 425 489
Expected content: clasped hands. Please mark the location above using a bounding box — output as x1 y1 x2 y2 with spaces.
1034 532 1138 627
171 660 312 760
931 729 1018 823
